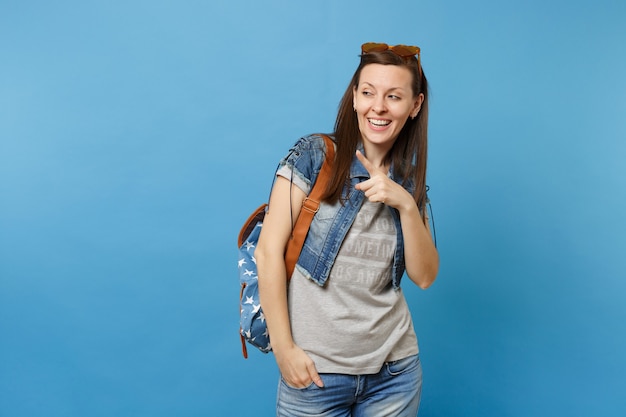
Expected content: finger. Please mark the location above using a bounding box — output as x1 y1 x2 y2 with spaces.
355 177 372 192
307 363 324 388
355 150 379 176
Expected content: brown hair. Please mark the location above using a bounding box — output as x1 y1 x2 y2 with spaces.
323 49 430 220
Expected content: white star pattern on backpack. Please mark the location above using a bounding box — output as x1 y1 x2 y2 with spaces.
238 217 272 354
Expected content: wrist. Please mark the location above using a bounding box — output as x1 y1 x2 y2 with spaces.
270 336 295 353
398 198 419 217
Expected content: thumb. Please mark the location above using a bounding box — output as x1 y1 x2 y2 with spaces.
307 362 324 388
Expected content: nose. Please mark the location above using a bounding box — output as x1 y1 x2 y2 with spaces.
372 96 386 113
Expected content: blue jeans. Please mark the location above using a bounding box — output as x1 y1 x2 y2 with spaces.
276 354 422 417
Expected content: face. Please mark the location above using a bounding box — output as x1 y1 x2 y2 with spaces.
353 64 423 150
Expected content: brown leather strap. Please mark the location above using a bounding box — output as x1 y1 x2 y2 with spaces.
284 134 335 280
240 134 335 358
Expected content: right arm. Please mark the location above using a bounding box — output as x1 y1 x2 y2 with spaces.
255 176 324 388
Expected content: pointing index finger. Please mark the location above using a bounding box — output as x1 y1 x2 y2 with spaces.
355 150 377 176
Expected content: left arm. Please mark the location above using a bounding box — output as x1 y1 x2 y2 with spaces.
395 198 439 288
355 151 439 288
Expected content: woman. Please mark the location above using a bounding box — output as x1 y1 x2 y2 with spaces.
256 42 439 417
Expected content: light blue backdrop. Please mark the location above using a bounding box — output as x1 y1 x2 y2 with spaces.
1 0 625 416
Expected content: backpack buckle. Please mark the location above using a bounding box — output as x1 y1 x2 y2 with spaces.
301 197 320 214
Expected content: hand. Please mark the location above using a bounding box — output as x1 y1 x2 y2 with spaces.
354 150 411 210
275 344 324 388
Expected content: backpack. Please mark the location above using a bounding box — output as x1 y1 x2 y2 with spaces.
237 134 335 358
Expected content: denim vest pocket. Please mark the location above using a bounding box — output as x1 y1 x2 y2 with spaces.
314 200 339 220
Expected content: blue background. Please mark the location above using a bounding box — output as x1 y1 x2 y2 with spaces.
1 0 625 416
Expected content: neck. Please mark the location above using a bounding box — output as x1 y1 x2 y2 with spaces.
361 141 392 169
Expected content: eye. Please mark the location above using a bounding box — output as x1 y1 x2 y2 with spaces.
388 94 401 100
362 90 373 96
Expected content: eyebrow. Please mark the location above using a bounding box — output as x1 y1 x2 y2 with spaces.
360 82 408 93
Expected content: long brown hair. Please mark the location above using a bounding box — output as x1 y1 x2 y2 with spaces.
323 49 430 220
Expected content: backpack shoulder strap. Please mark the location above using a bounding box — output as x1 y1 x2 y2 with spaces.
284 134 335 280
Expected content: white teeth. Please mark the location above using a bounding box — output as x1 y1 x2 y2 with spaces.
369 119 391 126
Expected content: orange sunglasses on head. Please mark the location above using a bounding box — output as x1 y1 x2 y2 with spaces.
361 42 422 75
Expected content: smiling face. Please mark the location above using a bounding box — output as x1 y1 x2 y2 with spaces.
353 64 423 153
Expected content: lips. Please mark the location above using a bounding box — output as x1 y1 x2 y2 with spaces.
368 118 391 127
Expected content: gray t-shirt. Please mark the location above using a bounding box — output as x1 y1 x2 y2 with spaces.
287 197 419 375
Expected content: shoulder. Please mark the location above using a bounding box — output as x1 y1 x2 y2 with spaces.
278 133 334 187
290 133 334 154
282 133 334 167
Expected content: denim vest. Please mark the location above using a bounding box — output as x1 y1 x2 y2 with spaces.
278 134 416 290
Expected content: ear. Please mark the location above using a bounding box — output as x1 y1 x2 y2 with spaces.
411 93 425 118
353 86 358 109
